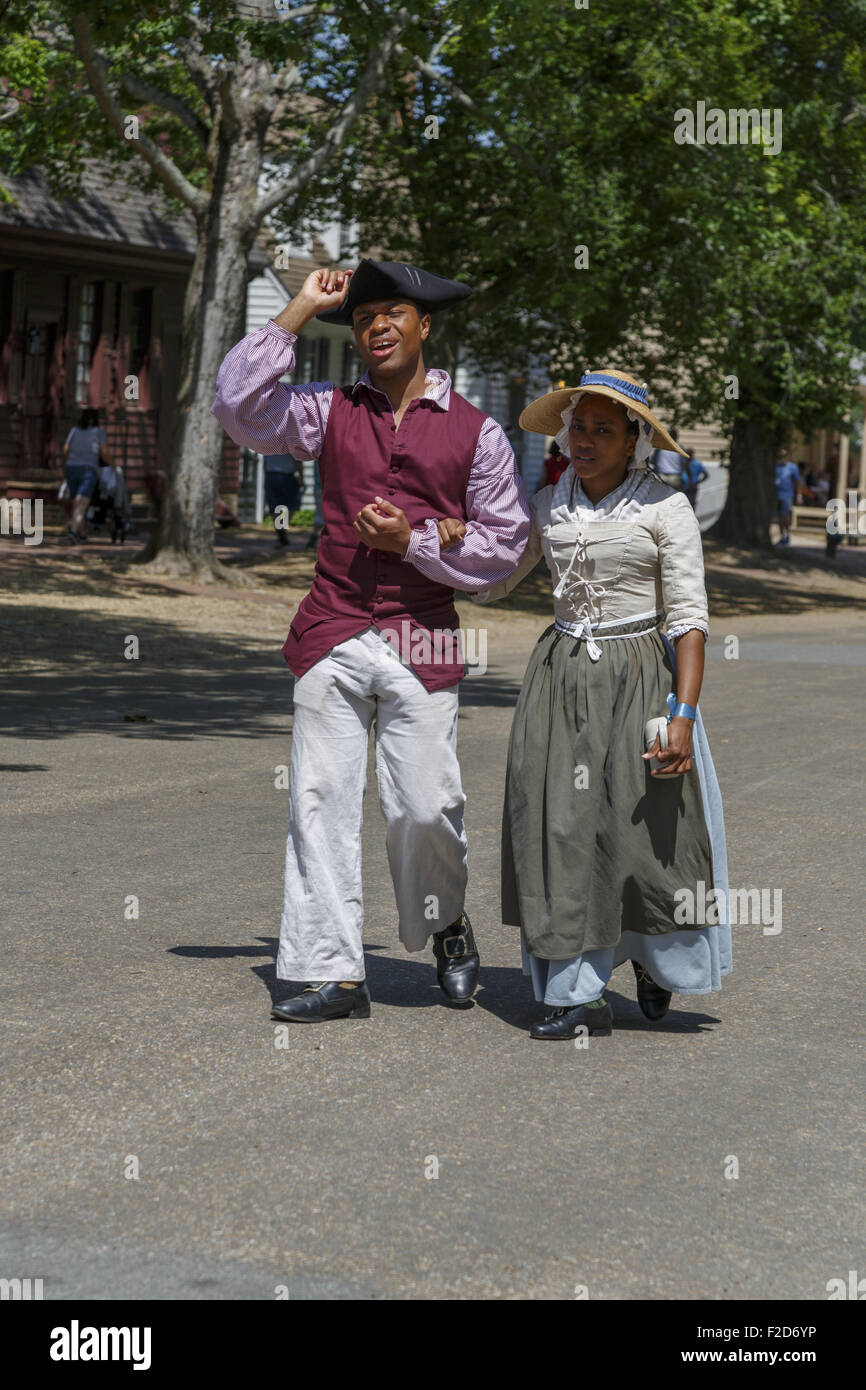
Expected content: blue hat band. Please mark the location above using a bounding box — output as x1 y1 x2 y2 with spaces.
579 371 648 404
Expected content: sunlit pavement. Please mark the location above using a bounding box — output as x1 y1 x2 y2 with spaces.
1 595 864 1298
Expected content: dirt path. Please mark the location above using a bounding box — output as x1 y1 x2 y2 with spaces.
1 528 863 673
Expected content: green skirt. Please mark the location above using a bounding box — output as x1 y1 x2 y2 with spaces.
502 623 714 959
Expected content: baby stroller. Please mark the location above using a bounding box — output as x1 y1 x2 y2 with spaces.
90 464 132 543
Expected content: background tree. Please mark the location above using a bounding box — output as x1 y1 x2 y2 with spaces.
4 0 865 560
0 0 420 581
627 0 866 545
330 0 866 546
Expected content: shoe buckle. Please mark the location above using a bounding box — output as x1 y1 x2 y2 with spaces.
302 981 329 993
442 932 467 959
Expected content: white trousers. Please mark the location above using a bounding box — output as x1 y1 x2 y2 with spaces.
277 626 468 982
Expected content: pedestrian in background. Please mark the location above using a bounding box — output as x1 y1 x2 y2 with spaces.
817 469 832 505
540 440 568 489
680 448 709 509
650 446 685 489
263 452 303 548
801 462 818 504
93 459 132 543
775 451 800 546
62 407 111 542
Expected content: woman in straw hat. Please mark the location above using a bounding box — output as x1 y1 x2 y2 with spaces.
473 369 731 1039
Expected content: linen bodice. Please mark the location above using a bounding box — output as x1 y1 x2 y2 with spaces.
474 465 709 642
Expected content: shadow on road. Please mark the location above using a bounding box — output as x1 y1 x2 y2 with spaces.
1 638 291 741
1 602 526 738
169 934 721 1035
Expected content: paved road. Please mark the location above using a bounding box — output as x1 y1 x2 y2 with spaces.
1 610 864 1299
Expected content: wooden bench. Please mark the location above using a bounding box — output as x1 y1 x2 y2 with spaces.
791 505 828 532
3 478 67 524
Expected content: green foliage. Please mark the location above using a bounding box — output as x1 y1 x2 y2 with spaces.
0 1 436 213
327 0 866 446
2 0 865 457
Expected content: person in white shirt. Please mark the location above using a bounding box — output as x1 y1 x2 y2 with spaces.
62 407 112 542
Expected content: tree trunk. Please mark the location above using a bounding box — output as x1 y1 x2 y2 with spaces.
708 414 779 549
135 136 261 585
425 314 461 382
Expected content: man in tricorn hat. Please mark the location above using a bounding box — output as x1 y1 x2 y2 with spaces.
212 259 530 1022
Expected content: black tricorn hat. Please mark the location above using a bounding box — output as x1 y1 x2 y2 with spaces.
317 258 473 325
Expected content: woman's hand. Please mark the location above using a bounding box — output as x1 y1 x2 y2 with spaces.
436 517 467 550
642 716 694 776
643 628 704 775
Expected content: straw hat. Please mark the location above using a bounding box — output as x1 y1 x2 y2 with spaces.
519 369 686 457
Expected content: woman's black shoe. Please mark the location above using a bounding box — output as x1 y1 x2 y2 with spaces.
631 960 672 1021
271 980 371 1022
432 913 480 1002
529 999 613 1040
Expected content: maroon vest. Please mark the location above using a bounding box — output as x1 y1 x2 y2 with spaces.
282 381 486 692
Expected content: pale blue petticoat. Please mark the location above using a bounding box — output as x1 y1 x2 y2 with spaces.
523 705 733 1006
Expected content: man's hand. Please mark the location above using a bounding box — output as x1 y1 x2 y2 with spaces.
354 496 412 556
436 517 467 550
297 267 353 315
272 268 353 336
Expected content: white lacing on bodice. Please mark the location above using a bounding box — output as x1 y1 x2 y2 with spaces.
552 529 609 660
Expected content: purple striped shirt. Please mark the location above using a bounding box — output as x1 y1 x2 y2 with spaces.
211 321 530 590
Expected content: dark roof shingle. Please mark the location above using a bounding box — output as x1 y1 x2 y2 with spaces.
0 159 268 271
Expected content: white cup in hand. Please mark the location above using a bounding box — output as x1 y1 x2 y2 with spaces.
644 716 683 777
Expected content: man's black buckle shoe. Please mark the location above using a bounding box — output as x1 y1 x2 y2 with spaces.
529 999 614 1040
271 979 371 1023
432 912 479 1002
631 960 672 1021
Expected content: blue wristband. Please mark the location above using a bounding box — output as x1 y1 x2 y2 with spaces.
671 701 697 721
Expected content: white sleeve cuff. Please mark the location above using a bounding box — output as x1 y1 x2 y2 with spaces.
665 621 709 641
